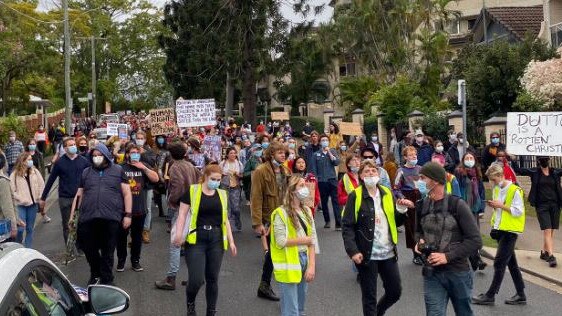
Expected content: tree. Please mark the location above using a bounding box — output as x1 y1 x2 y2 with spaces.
520 54 562 110
337 76 380 114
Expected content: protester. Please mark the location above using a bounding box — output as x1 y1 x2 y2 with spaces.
443 130 456 153
40 137 90 245
4 131 25 176
328 123 343 149
445 132 474 173
309 134 341 230
219 147 244 232
154 135 170 217
271 176 318 316
412 130 434 167
382 152 399 186
514 156 562 267
0 151 17 242
10 153 45 248
251 141 291 301
415 162 482 315
25 139 45 178
77 136 89 157
304 131 321 166
302 121 314 138
481 132 506 172
292 156 320 215
242 144 263 205
135 130 158 244
337 138 360 180
117 144 159 272
432 140 446 162
473 164 526 306
365 132 384 166
493 150 517 184
361 148 391 188
342 159 413 316
431 153 461 197
34 125 49 154
338 154 361 207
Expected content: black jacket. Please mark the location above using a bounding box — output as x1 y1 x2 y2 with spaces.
514 167 562 208
481 143 506 171
342 185 405 260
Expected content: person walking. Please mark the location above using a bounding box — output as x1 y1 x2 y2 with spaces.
25 139 45 179
0 151 18 242
154 135 170 217
135 130 158 244
10 153 45 248
34 125 49 154
472 163 527 306
242 144 263 205
514 156 561 267
69 143 132 285
292 156 320 215
415 162 482 316
431 154 461 197
412 130 434 167
116 144 159 272
220 147 244 232
173 164 237 316
271 176 318 316
4 131 24 176
342 159 413 316
445 132 474 173
40 137 90 245
251 141 291 301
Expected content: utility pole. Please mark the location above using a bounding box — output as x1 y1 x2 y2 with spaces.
63 0 72 133
458 79 467 154
483 0 488 43
91 36 97 117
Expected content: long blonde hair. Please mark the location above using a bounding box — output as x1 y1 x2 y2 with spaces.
282 175 312 231
14 153 33 177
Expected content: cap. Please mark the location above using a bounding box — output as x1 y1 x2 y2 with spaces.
420 162 447 185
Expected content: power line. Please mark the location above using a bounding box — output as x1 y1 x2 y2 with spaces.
0 0 63 24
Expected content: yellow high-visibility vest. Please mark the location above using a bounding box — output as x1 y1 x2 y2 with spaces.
490 183 525 233
186 184 229 250
342 173 357 194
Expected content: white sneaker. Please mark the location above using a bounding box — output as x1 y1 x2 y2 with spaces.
42 215 51 223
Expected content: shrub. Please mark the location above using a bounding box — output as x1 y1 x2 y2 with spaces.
0 114 31 145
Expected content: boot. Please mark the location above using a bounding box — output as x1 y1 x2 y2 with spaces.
257 281 280 301
187 302 196 316
206 308 217 316
142 230 151 243
155 276 176 290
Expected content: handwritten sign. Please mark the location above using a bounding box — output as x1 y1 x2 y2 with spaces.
339 122 363 136
202 135 222 162
506 112 562 156
271 112 289 121
176 99 216 128
150 108 177 136
107 123 128 137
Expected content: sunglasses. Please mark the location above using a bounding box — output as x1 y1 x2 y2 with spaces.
363 156 375 159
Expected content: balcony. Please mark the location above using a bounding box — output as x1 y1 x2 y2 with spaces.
552 22 562 48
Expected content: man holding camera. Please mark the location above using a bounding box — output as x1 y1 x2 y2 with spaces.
415 162 482 316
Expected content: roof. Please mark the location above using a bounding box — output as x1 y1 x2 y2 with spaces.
483 6 544 41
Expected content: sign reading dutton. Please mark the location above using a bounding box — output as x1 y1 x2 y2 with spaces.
506 112 562 156
150 108 177 135
176 98 216 128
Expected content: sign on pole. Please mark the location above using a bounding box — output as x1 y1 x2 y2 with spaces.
506 112 562 156
339 122 363 136
107 123 128 137
271 112 290 121
176 98 216 127
149 108 177 135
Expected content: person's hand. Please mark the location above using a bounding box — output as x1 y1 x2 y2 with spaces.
230 243 238 257
130 161 146 170
397 198 414 208
122 217 131 229
16 219 26 227
68 219 75 231
39 199 46 210
414 239 425 255
10 228 17 238
173 235 184 247
304 266 315 282
254 224 266 236
351 253 364 264
487 200 504 209
428 253 448 266
303 236 314 246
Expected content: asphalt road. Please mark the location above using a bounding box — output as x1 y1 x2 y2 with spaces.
34 193 562 316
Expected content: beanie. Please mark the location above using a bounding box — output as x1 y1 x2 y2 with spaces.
420 162 447 185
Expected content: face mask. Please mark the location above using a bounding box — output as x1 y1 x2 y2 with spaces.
254 150 263 158
416 136 424 143
92 156 104 166
321 140 329 148
272 159 282 167
288 143 296 149
458 138 464 144
449 134 457 142
79 145 88 152
464 160 475 168
26 160 34 168
408 159 418 166
305 122 310 126
136 139 145 146
207 179 221 190
288 153 295 160
157 138 165 145
539 159 549 168
435 146 444 153
130 153 141 162
304 141 309 147
67 145 77 155
28 145 36 151
416 180 429 195
262 142 270 149
491 137 500 145
371 136 378 142
9 136 15 142
363 176 380 188
350 166 359 173
132 135 137 140
296 187 310 200
340 145 347 151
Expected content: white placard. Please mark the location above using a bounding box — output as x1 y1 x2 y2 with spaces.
176 98 216 128
107 123 128 137
506 112 562 156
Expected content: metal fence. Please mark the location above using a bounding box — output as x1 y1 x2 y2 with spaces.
515 155 562 169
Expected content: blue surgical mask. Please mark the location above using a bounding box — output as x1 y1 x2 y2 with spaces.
207 180 221 190
262 142 270 149
28 145 36 151
416 180 429 195
272 159 281 167
26 160 34 168
67 145 77 155
464 160 475 168
157 138 165 145
254 150 263 157
321 140 329 148
408 159 418 166
491 137 500 145
288 143 296 149
340 145 347 151
130 153 141 162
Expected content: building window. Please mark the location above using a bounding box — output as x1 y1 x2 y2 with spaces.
468 19 476 30
339 62 356 77
446 19 460 35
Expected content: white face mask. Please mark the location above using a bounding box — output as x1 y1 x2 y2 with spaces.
136 139 145 146
296 187 310 200
435 146 444 153
363 176 380 187
92 156 104 166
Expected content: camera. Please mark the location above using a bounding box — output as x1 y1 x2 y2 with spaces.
419 243 438 277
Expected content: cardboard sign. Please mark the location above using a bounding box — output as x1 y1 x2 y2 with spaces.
339 122 363 136
506 112 562 156
202 135 222 163
271 112 289 121
107 123 128 137
176 98 216 128
150 108 177 136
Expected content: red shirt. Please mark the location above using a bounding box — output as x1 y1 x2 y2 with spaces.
338 172 360 206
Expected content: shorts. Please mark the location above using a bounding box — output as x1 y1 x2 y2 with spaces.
537 203 561 230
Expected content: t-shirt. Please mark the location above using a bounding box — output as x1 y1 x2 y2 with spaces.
180 189 222 227
538 172 558 205
122 163 150 215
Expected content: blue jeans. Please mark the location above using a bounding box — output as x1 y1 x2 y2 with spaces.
279 252 308 316
423 270 473 316
17 204 38 248
167 210 181 277
144 189 153 230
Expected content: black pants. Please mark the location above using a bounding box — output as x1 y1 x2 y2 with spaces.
154 191 165 216
318 181 341 226
59 197 74 244
185 229 225 311
117 215 146 264
468 213 482 268
261 234 273 284
37 141 46 154
78 218 119 284
357 258 402 316
486 231 525 296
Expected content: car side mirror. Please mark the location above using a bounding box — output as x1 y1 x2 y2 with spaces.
88 284 130 314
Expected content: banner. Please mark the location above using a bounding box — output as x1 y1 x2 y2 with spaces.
150 108 177 135
339 122 363 136
107 123 128 137
506 112 562 156
271 112 289 121
202 135 222 162
176 98 216 127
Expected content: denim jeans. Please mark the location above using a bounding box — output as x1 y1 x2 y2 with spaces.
144 189 153 230
357 258 402 316
279 252 308 316
423 270 474 316
486 231 525 296
167 210 181 277
17 204 38 248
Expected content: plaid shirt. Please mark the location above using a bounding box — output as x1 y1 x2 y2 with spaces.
4 140 24 165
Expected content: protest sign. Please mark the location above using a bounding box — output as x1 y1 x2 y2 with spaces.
339 122 363 136
506 112 562 156
176 98 216 127
271 112 289 121
107 123 128 137
150 108 177 135
188 153 206 170
117 124 128 140
202 135 222 162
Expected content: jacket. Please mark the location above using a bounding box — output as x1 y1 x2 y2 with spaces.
481 143 506 170
338 172 359 206
251 161 291 226
445 143 476 173
413 142 434 166
515 166 562 208
167 159 201 209
337 142 359 174
10 168 44 206
0 174 17 226
309 148 340 183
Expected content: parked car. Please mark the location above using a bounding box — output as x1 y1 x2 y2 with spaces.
0 242 130 315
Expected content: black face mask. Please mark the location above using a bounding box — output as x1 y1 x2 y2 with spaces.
79 146 88 153
539 159 549 168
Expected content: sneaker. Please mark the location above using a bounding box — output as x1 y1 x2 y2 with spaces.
547 255 557 268
323 223 331 229
257 281 280 301
472 293 495 305
132 262 144 272
116 262 125 272
42 215 51 223
412 256 423 266
505 294 527 305
540 250 550 261
335 225 342 231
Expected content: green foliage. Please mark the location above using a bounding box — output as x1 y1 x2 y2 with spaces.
288 117 323 137
0 114 30 145
338 76 380 113
418 112 449 141
363 116 378 137
513 91 547 112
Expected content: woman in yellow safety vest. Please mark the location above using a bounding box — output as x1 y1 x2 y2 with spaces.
173 164 238 316
342 159 414 316
473 163 526 306
271 175 318 316
337 154 361 207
